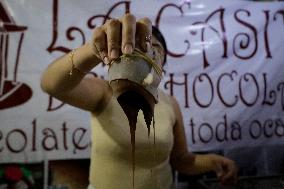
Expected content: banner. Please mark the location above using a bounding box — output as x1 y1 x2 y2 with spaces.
0 0 284 162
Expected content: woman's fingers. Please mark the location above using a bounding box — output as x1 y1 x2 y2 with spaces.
91 14 153 64
121 13 136 54
92 26 109 64
137 17 152 52
220 161 238 185
104 19 121 61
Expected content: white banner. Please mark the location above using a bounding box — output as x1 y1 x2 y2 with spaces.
0 0 284 162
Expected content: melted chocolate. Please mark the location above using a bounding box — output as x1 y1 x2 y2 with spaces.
117 91 154 189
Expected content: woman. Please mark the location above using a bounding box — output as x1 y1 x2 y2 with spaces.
41 13 238 189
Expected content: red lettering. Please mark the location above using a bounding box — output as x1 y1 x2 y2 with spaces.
42 128 58 151
6 129 27 153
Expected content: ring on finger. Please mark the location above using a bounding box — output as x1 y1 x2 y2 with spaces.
145 34 152 42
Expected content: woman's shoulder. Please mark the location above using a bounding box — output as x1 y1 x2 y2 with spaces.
158 89 174 104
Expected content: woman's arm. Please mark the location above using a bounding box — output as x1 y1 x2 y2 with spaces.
41 13 151 113
169 96 238 185
41 42 112 113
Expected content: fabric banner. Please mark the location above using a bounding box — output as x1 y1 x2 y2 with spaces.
0 0 284 163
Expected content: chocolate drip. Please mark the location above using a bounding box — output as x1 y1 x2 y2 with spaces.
152 112 157 188
142 101 154 138
117 91 154 189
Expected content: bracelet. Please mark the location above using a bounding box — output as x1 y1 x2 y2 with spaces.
69 49 88 76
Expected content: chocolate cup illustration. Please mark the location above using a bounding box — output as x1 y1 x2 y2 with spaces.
108 55 162 111
0 81 32 110
0 2 32 110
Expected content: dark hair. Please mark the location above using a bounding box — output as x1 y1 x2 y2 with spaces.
152 26 167 64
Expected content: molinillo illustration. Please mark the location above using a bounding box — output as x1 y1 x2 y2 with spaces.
0 2 32 110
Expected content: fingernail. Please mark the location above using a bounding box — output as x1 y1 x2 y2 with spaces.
103 56 110 64
146 42 151 52
111 49 119 60
123 44 133 54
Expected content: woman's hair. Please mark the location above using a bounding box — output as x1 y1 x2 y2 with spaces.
152 26 167 65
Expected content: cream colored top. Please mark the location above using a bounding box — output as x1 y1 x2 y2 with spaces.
89 91 176 189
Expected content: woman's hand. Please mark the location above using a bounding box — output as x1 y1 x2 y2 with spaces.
208 154 238 185
90 13 152 65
